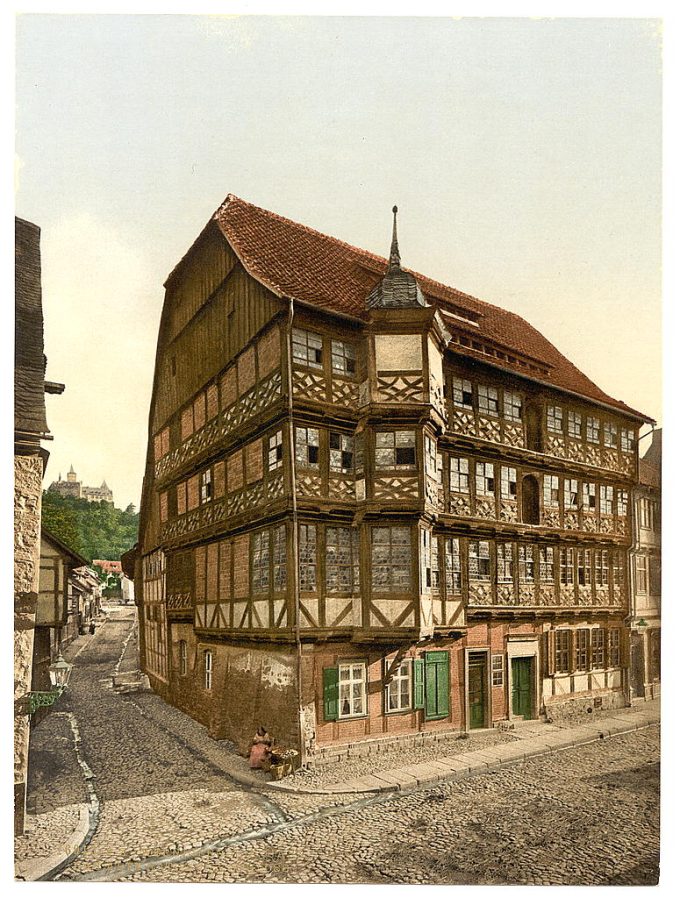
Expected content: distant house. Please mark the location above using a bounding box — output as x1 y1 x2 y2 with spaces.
93 559 123 575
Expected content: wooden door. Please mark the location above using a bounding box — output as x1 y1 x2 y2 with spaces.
424 651 450 721
511 657 533 720
468 654 487 729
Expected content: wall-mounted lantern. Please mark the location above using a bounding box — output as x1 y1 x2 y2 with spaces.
28 654 73 715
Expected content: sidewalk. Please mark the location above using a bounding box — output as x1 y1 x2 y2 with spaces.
267 699 660 796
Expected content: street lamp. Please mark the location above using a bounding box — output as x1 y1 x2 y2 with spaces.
28 653 73 715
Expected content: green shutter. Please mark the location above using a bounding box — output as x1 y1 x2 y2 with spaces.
323 667 339 721
436 653 450 718
413 658 425 709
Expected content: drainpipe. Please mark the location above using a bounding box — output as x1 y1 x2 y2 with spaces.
285 297 306 764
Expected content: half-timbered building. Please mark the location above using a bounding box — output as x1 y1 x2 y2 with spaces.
136 196 653 762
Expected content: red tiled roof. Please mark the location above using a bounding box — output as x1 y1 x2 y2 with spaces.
208 195 650 422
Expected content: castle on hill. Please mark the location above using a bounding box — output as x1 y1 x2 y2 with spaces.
48 465 114 504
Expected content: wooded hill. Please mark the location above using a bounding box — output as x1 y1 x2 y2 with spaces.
41 492 139 566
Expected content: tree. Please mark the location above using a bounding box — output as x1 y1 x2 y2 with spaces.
41 491 139 564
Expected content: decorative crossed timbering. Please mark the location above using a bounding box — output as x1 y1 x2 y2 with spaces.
541 508 561 528
538 585 557 606
297 472 323 497
584 445 601 467
612 585 624 606
560 584 576 605
429 373 447 419
567 441 586 463
593 586 610 607
368 597 416 628
614 517 628 536
293 368 326 402
475 496 496 520
496 584 515 606
477 416 502 443
324 596 353 628
166 592 192 610
563 511 579 530
545 435 567 458
331 378 359 406
499 500 518 523
582 513 598 533
449 409 477 437
468 581 493 605
328 476 354 502
449 494 472 516
518 584 536 605
373 476 419 501
376 374 424 403
503 423 525 448
267 472 285 499
600 515 614 535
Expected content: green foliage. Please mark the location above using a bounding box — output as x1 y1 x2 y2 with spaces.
41 491 139 566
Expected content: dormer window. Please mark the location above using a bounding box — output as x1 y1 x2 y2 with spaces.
478 385 499 417
292 328 323 370
452 377 473 410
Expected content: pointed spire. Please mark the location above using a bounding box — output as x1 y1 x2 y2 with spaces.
388 205 401 270
69 464 75 474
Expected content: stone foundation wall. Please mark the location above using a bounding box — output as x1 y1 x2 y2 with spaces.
543 689 626 726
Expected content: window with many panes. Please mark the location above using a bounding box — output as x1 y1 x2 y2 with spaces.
371 527 412 592
295 427 319 469
452 377 473 409
540 546 555 581
503 391 522 421
543 474 560 508
635 555 648 593
492 655 504 687
640 498 653 529
375 431 416 469
586 416 600 443
594 550 609 586
385 659 412 712
331 340 356 376
564 478 579 511
583 482 597 512
604 422 618 447
330 432 354 473
591 629 605 668
478 385 499 417
621 429 635 453
273 525 286 591
431 539 440 592
577 549 592 587
339 662 367 718
616 489 628 518
425 435 438 479
252 531 270 593
299 524 317 591
608 630 620 667
179 640 187 677
476 462 495 497
613 551 624 587
560 548 575 584
204 651 213 690
497 543 513 583
547 405 563 433
567 411 582 438
469 540 491 581
501 466 517 500
200 469 212 504
575 629 589 671
555 631 570 673
292 328 323 369
445 538 462 593
450 457 469 493
519 544 535 582
600 485 614 516
268 431 283 471
326 527 358 593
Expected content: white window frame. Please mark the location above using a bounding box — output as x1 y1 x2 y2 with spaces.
204 650 213 690
478 385 499 417
385 658 412 713
547 405 563 434
338 661 367 719
491 654 504 687
292 327 323 369
450 456 469 493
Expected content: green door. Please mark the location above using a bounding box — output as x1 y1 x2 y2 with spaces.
424 651 450 721
468 654 486 729
511 657 533 720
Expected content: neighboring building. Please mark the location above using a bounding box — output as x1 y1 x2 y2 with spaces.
63 565 103 645
135 195 652 762
121 574 135 604
48 466 114 504
629 429 661 701
14 217 64 834
33 530 89 708
93 559 123 575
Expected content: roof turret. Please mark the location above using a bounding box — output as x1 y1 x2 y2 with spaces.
366 206 428 310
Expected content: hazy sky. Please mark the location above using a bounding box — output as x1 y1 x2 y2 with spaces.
14 15 662 511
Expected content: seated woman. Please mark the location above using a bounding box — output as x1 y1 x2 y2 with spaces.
249 726 272 769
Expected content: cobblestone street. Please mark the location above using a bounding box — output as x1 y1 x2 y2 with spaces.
23 609 660 885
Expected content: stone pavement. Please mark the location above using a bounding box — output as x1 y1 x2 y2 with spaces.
269 698 660 795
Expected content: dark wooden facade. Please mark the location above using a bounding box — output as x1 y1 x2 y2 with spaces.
136 197 651 759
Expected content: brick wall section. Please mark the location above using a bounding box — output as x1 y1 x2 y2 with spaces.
168 623 299 753
14 454 43 832
257 326 280 376
233 534 249 598
213 461 225 499
206 383 219 420
245 439 263 484
238 346 256 395
221 367 237 408
227 450 243 492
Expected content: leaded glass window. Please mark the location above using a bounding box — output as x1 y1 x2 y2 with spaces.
292 328 323 369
